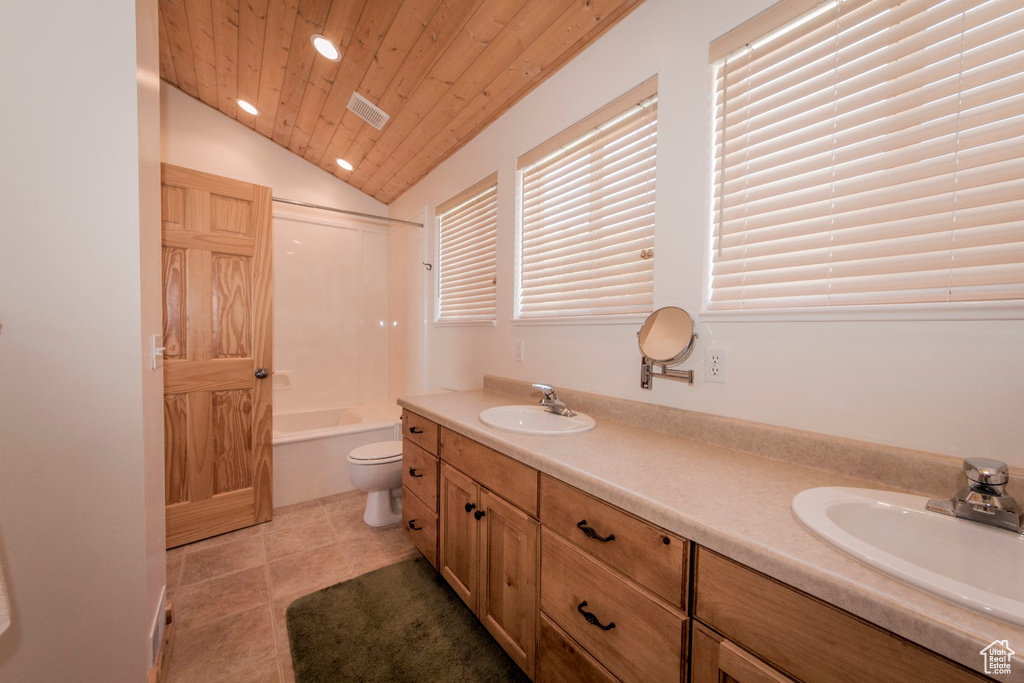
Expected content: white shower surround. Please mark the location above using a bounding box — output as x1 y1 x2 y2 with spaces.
271 208 400 506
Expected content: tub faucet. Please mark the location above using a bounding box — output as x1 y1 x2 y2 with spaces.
927 458 1023 534
531 383 576 418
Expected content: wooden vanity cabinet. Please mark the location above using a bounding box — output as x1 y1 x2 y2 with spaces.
691 621 794 683
438 432 540 678
401 411 440 569
693 548 989 683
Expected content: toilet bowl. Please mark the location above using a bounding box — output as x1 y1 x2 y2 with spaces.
346 440 404 526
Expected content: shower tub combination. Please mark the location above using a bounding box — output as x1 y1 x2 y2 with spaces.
272 402 402 508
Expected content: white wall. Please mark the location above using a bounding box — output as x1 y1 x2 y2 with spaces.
136 0 169 666
0 0 162 680
388 0 1024 467
161 84 387 215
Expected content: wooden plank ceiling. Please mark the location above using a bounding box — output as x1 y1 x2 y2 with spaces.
158 0 646 205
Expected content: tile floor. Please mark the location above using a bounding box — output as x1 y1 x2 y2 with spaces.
165 490 417 683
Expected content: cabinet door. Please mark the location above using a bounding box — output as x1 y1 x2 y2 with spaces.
439 464 479 611
691 622 794 683
478 489 539 678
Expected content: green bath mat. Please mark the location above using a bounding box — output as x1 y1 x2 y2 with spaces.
286 557 530 683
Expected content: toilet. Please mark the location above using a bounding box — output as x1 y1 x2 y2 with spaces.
346 440 404 526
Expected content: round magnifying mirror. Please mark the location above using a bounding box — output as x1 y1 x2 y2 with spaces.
638 306 696 365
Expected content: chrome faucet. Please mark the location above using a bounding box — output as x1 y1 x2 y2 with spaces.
531 383 576 417
927 458 1023 534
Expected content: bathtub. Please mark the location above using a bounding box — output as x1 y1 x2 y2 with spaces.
272 402 402 507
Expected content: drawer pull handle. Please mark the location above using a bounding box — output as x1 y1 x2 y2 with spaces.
408 467 423 478
408 520 423 531
577 601 615 631
474 510 486 520
409 426 424 434
577 519 615 543
465 503 476 513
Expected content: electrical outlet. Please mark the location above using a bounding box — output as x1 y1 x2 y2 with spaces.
515 340 525 362
705 347 727 383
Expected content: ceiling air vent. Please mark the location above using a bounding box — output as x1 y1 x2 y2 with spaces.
347 92 390 130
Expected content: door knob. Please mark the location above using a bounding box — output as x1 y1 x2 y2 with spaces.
255 367 269 379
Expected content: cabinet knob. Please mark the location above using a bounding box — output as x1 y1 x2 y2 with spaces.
465 503 476 513
408 520 422 531
577 601 615 631
474 509 486 520
577 519 615 543
408 467 423 478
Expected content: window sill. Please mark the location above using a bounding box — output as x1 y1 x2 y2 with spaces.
433 319 497 327
698 301 1024 323
511 314 649 326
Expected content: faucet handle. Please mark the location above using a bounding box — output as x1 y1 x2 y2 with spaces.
964 458 1009 487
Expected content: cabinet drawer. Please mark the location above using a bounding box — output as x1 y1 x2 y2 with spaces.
402 485 437 569
402 441 438 512
541 529 684 683
694 548 988 683
540 475 687 607
537 613 617 683
402 410 438 454
440 428 538 516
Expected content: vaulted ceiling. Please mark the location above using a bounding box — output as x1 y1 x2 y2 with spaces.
158 0 645 204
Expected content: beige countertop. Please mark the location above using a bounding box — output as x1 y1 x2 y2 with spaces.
399 387 1024 681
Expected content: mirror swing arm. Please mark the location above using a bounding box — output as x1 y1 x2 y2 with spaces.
640 342 697 388
637 306 698 390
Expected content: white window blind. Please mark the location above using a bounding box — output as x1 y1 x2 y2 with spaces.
517 80 658 319
436 175 498 322
709 0 1024 311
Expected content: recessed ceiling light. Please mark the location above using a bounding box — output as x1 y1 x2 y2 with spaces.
336 158 354 171
311 34 341 62
237 99 258 116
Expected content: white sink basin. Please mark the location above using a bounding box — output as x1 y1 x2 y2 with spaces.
479 405 596 435
793 487 1024 627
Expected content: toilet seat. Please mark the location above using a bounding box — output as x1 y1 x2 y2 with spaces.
347 440 403 464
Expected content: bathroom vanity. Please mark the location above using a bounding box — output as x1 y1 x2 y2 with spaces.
399 379 1022 682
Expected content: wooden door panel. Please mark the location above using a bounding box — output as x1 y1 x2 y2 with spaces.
166 489 256 548
478 489 538 678
162 163 272 548
439 463 479 611
211 252 251 358
161 185 185 230
186 248 213 361
162 247 187 360
162 229 255 255
210 194 253 236
211 389 253 493
164 359 252 393
186 390 216 503
164 394 189 504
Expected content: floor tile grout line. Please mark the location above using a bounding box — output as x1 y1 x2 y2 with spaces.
173 562 268 598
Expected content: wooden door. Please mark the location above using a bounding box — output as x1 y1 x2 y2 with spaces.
161 163 273 548
439 464 479 611
691 622 794 683
478 488 539 678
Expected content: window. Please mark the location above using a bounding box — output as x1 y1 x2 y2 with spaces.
517 80 658 319
708 0 1024 312
436 174 498 322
